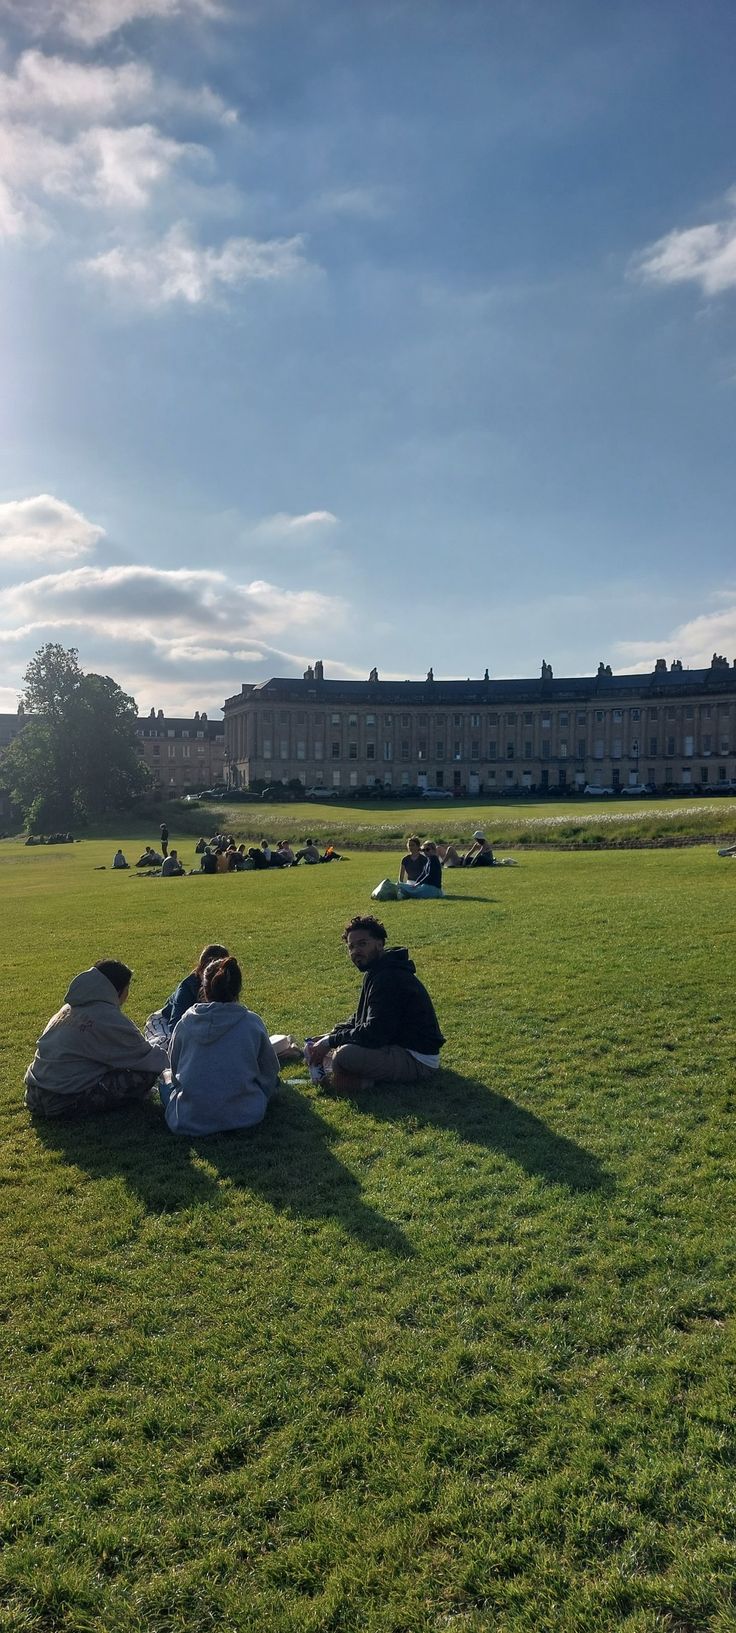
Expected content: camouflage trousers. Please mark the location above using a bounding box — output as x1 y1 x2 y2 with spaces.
24 1068 161 1119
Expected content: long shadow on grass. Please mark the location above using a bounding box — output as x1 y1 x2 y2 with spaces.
349 1071 610 1193
197 1084 413 1256
32 1090 413 1252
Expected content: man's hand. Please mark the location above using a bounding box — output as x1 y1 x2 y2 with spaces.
307 1034 331 1065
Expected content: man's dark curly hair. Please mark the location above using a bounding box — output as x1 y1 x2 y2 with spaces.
341 915 387 944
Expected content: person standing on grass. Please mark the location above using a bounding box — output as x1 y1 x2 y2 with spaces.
160 955 280 1135
24 961 167 1118
305 915 445 1092
160 822 169 858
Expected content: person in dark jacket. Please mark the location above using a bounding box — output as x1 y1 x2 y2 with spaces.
305 915 445 1091
161 943 229 1031
397 841 444 899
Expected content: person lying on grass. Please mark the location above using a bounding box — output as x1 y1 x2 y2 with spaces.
159 955 280 1135
24 960 168 1119
305 915 445 1093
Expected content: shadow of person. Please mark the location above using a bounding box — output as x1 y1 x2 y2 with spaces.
196 1084 413 1257
336 1070 610 1194
31 1097 219 1214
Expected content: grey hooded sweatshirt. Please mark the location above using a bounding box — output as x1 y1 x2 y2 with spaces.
165 1002 280 1135
24 968 168 1098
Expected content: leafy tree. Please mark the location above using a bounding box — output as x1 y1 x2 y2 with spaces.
1 644 150 829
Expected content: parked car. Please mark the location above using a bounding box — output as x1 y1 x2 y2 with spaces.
421 788 453 799
620 783 653 796
305 787 338 799
583 784 614 796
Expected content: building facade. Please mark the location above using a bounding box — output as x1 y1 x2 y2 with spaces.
135 709 226 797
222 656 736 795
0 707 28 821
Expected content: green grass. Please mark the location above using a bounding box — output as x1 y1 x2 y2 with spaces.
1 835 735 1631
166 796 736 852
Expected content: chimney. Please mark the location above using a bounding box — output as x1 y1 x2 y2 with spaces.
314 660 324 681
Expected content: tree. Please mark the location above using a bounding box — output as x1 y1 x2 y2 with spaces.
1 644 150 829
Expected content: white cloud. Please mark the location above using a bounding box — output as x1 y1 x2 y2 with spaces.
633 192 736 296
0 50 236 127
614 598 736 673
0 561 359 708
82 222 311 305
0 120 202 226
0 495 104 561
45 0 223 48
256 510 339 538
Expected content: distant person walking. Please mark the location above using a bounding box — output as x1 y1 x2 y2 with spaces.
160 822 169 858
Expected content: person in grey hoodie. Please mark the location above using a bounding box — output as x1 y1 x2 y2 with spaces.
24 961 168 1117
160 955 280 1135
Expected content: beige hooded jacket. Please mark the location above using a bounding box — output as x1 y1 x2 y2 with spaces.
24 967 168 1098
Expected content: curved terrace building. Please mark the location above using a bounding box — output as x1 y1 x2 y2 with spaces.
222 655 736 795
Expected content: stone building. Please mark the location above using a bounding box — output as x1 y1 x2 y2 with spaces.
222 655 736 794
0 706 28 821
135 709 226 797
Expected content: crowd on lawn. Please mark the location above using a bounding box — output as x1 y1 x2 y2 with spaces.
23 919 444 1134
112 829 345 876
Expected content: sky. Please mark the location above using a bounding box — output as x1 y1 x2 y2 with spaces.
1 0 735 717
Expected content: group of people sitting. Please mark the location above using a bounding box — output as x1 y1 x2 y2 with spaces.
23 918 444 1132
372 831 497 902
112 835 345 876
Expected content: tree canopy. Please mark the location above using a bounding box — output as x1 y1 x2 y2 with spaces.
1 645 150 829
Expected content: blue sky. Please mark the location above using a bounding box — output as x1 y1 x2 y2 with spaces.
1 0 735 715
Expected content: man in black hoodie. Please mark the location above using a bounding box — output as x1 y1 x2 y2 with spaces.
306 915 445 1091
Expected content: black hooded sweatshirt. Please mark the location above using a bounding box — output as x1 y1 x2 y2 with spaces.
328 948 445 1055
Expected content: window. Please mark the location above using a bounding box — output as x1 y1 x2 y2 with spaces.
384 714 393 726
559 713 569 727
506 742 515 760
596 710 604 722
577 739 585 759
383 741 393 761
559 769 567 787
700 766 709 783
182 729 189 739
506 712 517 725
703 706 711 719
152 744 160 756
167 729 175 738
612 738 621 759
488 740 497 759
470 713 480 727
197 745 205 756
168 744 176 759
719 765 727 782
703 735 712 753
400 771 410 786
314 769 324 785
576 710 586 724
297 712 305 724
454 741 462 760
685 707 693 720
296 742 305 760
489 714 498 725
664 766 673 782
631 709 640 721
182 745 190 759
366 713 375 726
594 739 604 759
331 741 340 758
436 741 444 759
647 767 655 784
332 770 341 787
471 741 479 760
612 709 622 723
649 737 658 756
542 740 550 760
525 712 533 725
506 769 515 783
667 708 676 720
400 741 410 760
349 770 358 787
280 739 288 759
366 742 375 760
525 741 532 758
383 772 393 786
196 730 204 739
348 714 357 727
648 707 657 719
366 774 375 787
612 769 620 788
314 740 323 759
683 735 694 757
542 715 551 729
348 742 358 759
720 739 730 755
435 769 444 786
418 740 427 760
541 769 549 788
667 737 675 756
331 713 340 725
559 741 568 758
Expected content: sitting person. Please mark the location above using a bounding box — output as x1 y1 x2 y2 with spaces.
321 842 343 861
277 839 295 865
160 955 280 1134
462 831 495 867
112 848 129 870
161 849 185 876
200 847 217 874
233 843 253 870
438 842 463 868
24 960 167 1118
161 943 229 1033
195 837 208 854
399 835 425 882
295 838 320 864
248 845 270 870
306 916 445 1092
215 847 230 874
267 841 289 868
397 841 444 899
135 846 163 867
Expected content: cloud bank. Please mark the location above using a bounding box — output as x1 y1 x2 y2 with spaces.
614 595 736 673
0 495 104 561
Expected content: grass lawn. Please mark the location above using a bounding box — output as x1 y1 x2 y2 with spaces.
1 835 735 1631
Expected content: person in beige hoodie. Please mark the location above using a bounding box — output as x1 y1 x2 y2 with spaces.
24 960 168 1118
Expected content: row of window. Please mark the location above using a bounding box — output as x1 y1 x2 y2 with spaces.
138 728 222 741
257 736 731 763
250 703 733 729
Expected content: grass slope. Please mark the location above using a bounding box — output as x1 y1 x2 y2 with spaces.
1 837 735 1632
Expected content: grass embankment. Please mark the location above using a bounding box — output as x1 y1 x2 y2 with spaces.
1 838 735 1631
170 796 736 852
